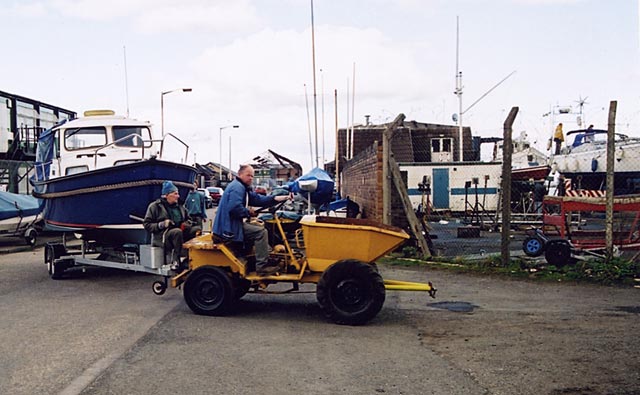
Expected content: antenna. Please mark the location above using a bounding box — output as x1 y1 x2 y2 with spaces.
321 68 325 165
575 95 589 128
304 84 314 170
351 62 356 160
310 0 319 168
123 45 130 117
454 16 463 161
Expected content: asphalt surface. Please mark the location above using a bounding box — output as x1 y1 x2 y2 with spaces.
1 246 638 394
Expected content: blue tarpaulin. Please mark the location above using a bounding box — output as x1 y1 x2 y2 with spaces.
33 119 68 183
0 191 41 221
288 167 334 205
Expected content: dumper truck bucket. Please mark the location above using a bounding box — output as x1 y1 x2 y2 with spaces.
300 215 410 272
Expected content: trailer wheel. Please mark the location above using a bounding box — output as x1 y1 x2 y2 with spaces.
45 245 63 279
317 259 385 325
522 235 545 257
545 241 572 267
152 281 167 296
49 260 65 280
24 228 37 247
184 267 234 316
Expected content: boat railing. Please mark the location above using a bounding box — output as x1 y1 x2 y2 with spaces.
158 133 190 164
91 132 190 168
32 133 191 182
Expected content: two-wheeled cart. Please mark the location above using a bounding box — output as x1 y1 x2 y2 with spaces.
522 195 640 265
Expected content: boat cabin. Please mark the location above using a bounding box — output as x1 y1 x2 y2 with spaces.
39 110 159 179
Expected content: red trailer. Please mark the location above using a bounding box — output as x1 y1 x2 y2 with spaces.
522 195 640 266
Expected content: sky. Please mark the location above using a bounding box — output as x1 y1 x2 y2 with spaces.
0 0 638 172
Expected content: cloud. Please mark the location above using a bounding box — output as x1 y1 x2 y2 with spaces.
179 24 446 169
2 2 48 17
134 1 261 34
191 25 440 111
9 0 261 33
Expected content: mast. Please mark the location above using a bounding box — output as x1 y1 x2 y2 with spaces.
455 16 463 162
123 45 130 117
310 0 319 168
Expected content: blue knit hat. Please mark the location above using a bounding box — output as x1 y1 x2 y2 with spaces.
161 180 178 196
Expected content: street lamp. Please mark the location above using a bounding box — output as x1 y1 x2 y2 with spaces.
161 88 192 137
219 125 239 185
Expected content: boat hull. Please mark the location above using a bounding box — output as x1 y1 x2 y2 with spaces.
33 159 196 242
552 138 640 195
558 170 640 195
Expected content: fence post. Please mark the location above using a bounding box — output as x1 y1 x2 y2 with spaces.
382 114 405 225
605 101 617 262
501 107 519 265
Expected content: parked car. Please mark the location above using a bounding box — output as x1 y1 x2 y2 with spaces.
197 188 213 208
206 187 224 205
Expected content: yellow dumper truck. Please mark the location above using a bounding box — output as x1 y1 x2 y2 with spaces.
167 213 436 325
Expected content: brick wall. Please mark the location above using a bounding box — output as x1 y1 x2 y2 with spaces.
341 142 411 230
341 142 383 221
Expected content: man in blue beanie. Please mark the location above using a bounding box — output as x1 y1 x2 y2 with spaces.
143 180 200 271
214 165 290 275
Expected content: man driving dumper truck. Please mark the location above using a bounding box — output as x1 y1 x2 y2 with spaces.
213 164 290 275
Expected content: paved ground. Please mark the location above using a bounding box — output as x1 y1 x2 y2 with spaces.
0 246 638 395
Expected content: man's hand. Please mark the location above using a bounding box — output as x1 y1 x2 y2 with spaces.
159 219 173 229
248 208 257 217
274 193 293 202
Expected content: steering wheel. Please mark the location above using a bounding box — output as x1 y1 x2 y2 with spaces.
255 199 288 215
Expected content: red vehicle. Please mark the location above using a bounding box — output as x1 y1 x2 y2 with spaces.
206 187 224 205
254 185 267 195
522 195 640 266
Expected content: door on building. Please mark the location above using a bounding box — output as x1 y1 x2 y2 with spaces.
432 168 449 209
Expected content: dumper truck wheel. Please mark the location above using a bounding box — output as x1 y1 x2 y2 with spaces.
544 240 572 267
233 278 252 300
184 266 234 316
317 259 385 325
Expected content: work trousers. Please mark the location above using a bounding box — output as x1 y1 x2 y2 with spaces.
243 221 269 267
153 227 200 264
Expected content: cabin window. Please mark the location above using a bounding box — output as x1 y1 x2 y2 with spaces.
64 127 107 150
114 159 140 166
113 126 152 147
65 165 89 175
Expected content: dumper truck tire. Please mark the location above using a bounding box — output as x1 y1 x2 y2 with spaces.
317 259 385 325
184 266 234 316
233 278 252 300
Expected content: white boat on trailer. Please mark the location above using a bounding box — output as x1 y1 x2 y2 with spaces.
551 128 640 195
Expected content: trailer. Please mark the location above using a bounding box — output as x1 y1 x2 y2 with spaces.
522 195 640 265
44 235 173 294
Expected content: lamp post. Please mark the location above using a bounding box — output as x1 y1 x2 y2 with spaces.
161 88 192 137
219 125 239 185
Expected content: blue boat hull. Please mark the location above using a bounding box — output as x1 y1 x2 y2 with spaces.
33 159 196 243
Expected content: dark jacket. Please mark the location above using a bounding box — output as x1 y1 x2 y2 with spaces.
143 198 191 238
185 190 207 218
213 178 276 242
